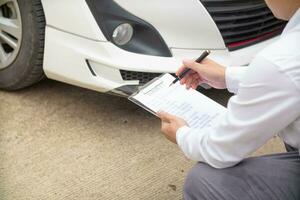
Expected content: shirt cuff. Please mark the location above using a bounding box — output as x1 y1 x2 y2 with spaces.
225 67 247 94
176 126 190 145
176 126 206 162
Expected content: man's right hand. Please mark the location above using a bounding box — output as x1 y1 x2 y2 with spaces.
176 59 226 90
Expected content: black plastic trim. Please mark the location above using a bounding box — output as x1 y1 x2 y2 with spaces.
85 60 97 76
86 0 172 57
200 0 285 51
120 70 177 85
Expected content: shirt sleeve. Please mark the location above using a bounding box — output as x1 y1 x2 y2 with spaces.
225 66 248 94
176 55 300 169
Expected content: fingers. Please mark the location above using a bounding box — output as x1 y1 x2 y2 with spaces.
157 111 175 122
177 58 221 90
191 78 201 89
158 112 172 134
184 73 199 89
176 65 186 77
182 59 203 72
176 59 206 88
190 73 199 88
161 121 170 133
185 75 194 89
176 59 200 79
180 70 196 85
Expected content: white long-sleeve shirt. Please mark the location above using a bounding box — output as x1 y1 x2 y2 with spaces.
176 9 300 169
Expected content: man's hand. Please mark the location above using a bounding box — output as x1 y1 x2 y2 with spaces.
157 111 188 144
176 58 226 90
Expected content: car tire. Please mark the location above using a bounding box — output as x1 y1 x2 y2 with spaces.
0 0 45 90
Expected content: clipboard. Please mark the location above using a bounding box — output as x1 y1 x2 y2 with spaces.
128 73 171 116
128 73 226 128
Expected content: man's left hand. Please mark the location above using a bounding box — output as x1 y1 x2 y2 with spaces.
157 111 188 144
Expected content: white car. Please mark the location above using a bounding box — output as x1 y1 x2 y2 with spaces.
0 0 285 95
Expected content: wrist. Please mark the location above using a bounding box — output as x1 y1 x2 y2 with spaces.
218 66 226 89
209 65 226 89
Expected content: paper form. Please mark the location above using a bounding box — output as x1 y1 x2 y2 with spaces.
130 74 227 129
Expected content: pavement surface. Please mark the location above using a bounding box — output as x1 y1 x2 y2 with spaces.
0 79 285 200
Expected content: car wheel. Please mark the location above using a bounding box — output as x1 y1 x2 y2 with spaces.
0 0 45 90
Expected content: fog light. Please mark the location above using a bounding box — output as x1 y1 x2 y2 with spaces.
112 23 133 46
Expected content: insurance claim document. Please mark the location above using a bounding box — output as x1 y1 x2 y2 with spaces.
129 73 227 129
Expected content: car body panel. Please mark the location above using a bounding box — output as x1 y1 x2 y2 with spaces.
41 0 107 41
114 0 226 49
43 26 278 93
40 0 280 94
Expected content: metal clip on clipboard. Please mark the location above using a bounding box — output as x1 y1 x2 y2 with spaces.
128 73 169 116
130 73 167 96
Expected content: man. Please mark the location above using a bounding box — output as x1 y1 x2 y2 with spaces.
158 0 300 199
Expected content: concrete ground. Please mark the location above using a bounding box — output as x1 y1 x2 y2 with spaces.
0 79 285 200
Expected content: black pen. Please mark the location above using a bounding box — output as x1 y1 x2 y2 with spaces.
169 50 211 87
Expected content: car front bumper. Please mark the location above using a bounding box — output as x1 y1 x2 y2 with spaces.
43 26 278 96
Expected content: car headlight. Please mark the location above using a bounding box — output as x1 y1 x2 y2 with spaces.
86 0 172 57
